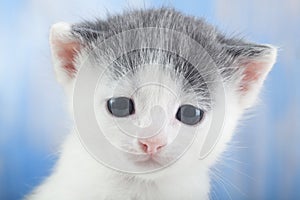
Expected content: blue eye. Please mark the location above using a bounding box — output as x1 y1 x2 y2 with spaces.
176 104 204 125
107 97 135 117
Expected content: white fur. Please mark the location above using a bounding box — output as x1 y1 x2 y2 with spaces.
27 21 276 200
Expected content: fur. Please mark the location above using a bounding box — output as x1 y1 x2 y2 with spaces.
27 8 276 200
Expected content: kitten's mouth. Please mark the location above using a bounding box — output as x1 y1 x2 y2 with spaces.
124 148 175 168
135 156 162 167
133 155 163 167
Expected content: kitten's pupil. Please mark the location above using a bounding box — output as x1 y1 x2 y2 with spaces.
107 97 134 117
176 104 204 125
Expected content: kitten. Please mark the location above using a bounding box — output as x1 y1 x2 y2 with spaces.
27 8 276 200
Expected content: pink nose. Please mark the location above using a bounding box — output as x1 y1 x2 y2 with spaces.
139 137 167 155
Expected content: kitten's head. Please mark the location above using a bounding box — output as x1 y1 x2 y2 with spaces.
49 8 276 176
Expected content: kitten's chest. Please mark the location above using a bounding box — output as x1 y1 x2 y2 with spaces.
102 178 207 200
102 185 158 200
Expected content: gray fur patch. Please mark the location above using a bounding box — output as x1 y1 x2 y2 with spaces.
70 7 274 107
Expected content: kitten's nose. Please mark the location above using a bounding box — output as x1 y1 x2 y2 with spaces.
138 136 167 155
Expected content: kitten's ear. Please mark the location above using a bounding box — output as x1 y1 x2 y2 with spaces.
50 22 82 84
227 44 277 109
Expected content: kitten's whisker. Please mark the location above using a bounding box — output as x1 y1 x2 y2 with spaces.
211 171 234 200
216 161 254 182
210 169 247 198
210 188 219 200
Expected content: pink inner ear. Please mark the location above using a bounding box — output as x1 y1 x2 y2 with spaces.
240 60 267 92
54 40 81 77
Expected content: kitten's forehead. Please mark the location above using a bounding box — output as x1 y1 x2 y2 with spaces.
74 8 230 110
112 63 180 96
104 55 211 110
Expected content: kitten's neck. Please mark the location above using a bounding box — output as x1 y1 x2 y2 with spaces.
106 170 210 200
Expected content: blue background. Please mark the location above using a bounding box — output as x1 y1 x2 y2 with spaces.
0 0 299 199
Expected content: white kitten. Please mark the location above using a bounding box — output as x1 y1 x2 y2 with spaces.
27 8 276 200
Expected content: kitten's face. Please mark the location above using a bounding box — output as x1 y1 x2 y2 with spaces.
49 8 276 176
94 63 211 168
71 48 238 175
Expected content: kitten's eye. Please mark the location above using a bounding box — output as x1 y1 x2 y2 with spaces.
107 97 135 117
176 104 204 125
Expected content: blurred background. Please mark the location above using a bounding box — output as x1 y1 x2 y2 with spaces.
0 0 299 199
